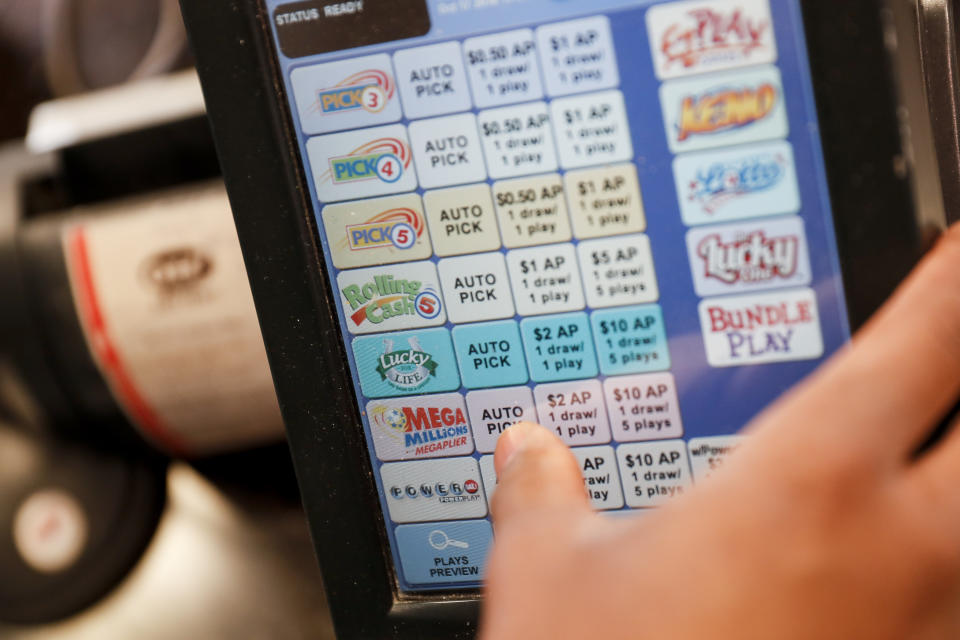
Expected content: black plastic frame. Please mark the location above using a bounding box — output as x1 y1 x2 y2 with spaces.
180 0 927 637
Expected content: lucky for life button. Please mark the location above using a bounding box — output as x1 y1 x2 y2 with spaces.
564 164 645 239
534 380 610 446
463 28 543 108
307 124 418 203
506 243 585 316
478 102 557 179
616 440 692 508
290 53 402 135
453 321 528 389
381 457 487 523
424 184 501 256
521 312 599 383
577 235 659 309
467 386 537 453
493 173 572 248
551 90 633 169
322 193 432 269
604 373 683 443
409 113 486 189
438 252 514 324
395 520 493 585
535 16 619 97
352 328 460 398
591 305 670 376
367 393 473 461
393 41 472 119
572 446 624 510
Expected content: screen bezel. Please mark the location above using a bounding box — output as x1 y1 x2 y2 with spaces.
180 0 927 637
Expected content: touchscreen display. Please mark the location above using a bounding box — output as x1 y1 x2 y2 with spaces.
265 0 850 592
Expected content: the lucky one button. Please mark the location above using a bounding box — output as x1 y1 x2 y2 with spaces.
453 321 528 389
395 520 493 585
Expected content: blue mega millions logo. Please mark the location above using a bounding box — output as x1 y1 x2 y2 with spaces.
686 151 787 214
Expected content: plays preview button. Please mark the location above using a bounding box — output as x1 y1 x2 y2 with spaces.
395 520 493 585
381 457 487 523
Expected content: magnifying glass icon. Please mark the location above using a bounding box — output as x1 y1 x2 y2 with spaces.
428 529 469 551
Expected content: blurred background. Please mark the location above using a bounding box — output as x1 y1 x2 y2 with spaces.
0 1 334 637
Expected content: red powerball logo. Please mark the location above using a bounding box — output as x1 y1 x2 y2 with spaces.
323 138 412 185
313 69 396 115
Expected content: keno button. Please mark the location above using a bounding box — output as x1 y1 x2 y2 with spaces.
393 41 472 119
467 386 537 453
367 393 473 461
395 520 493 585
290 53 402 135
533 379 610 446
438 252 514 324
381 457 487 523
322 194 432 269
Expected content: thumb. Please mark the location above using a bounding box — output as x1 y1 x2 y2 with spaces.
491 422 590 528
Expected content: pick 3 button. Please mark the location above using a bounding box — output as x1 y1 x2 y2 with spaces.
395 521 493 585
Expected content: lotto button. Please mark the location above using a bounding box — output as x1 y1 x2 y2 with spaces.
477 102 557 179
521 312 598 383
551 91 633 169
307 124 417 203
493 174 572 248
536 16 619 97
352 328 460 398
424 184 501 256
290 53 402 135
688 436 745 483
322 194 432 269
506 243 585 316
591 305 670 376
438 252 514 324
565 164 645 239
463 29 543 108
616 440 692 508
393 42 472 119
409 113 486 189
395 520 493 585
604 373 683 443
467 386 537 453
577 235 658 309
381 457 487 523
453 321 528 389
534 380 611 446
572 446 624 510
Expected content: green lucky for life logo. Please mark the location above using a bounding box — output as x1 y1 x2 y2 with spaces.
377 336 438 391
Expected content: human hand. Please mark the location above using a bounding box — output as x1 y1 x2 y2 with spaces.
481 227 960 640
